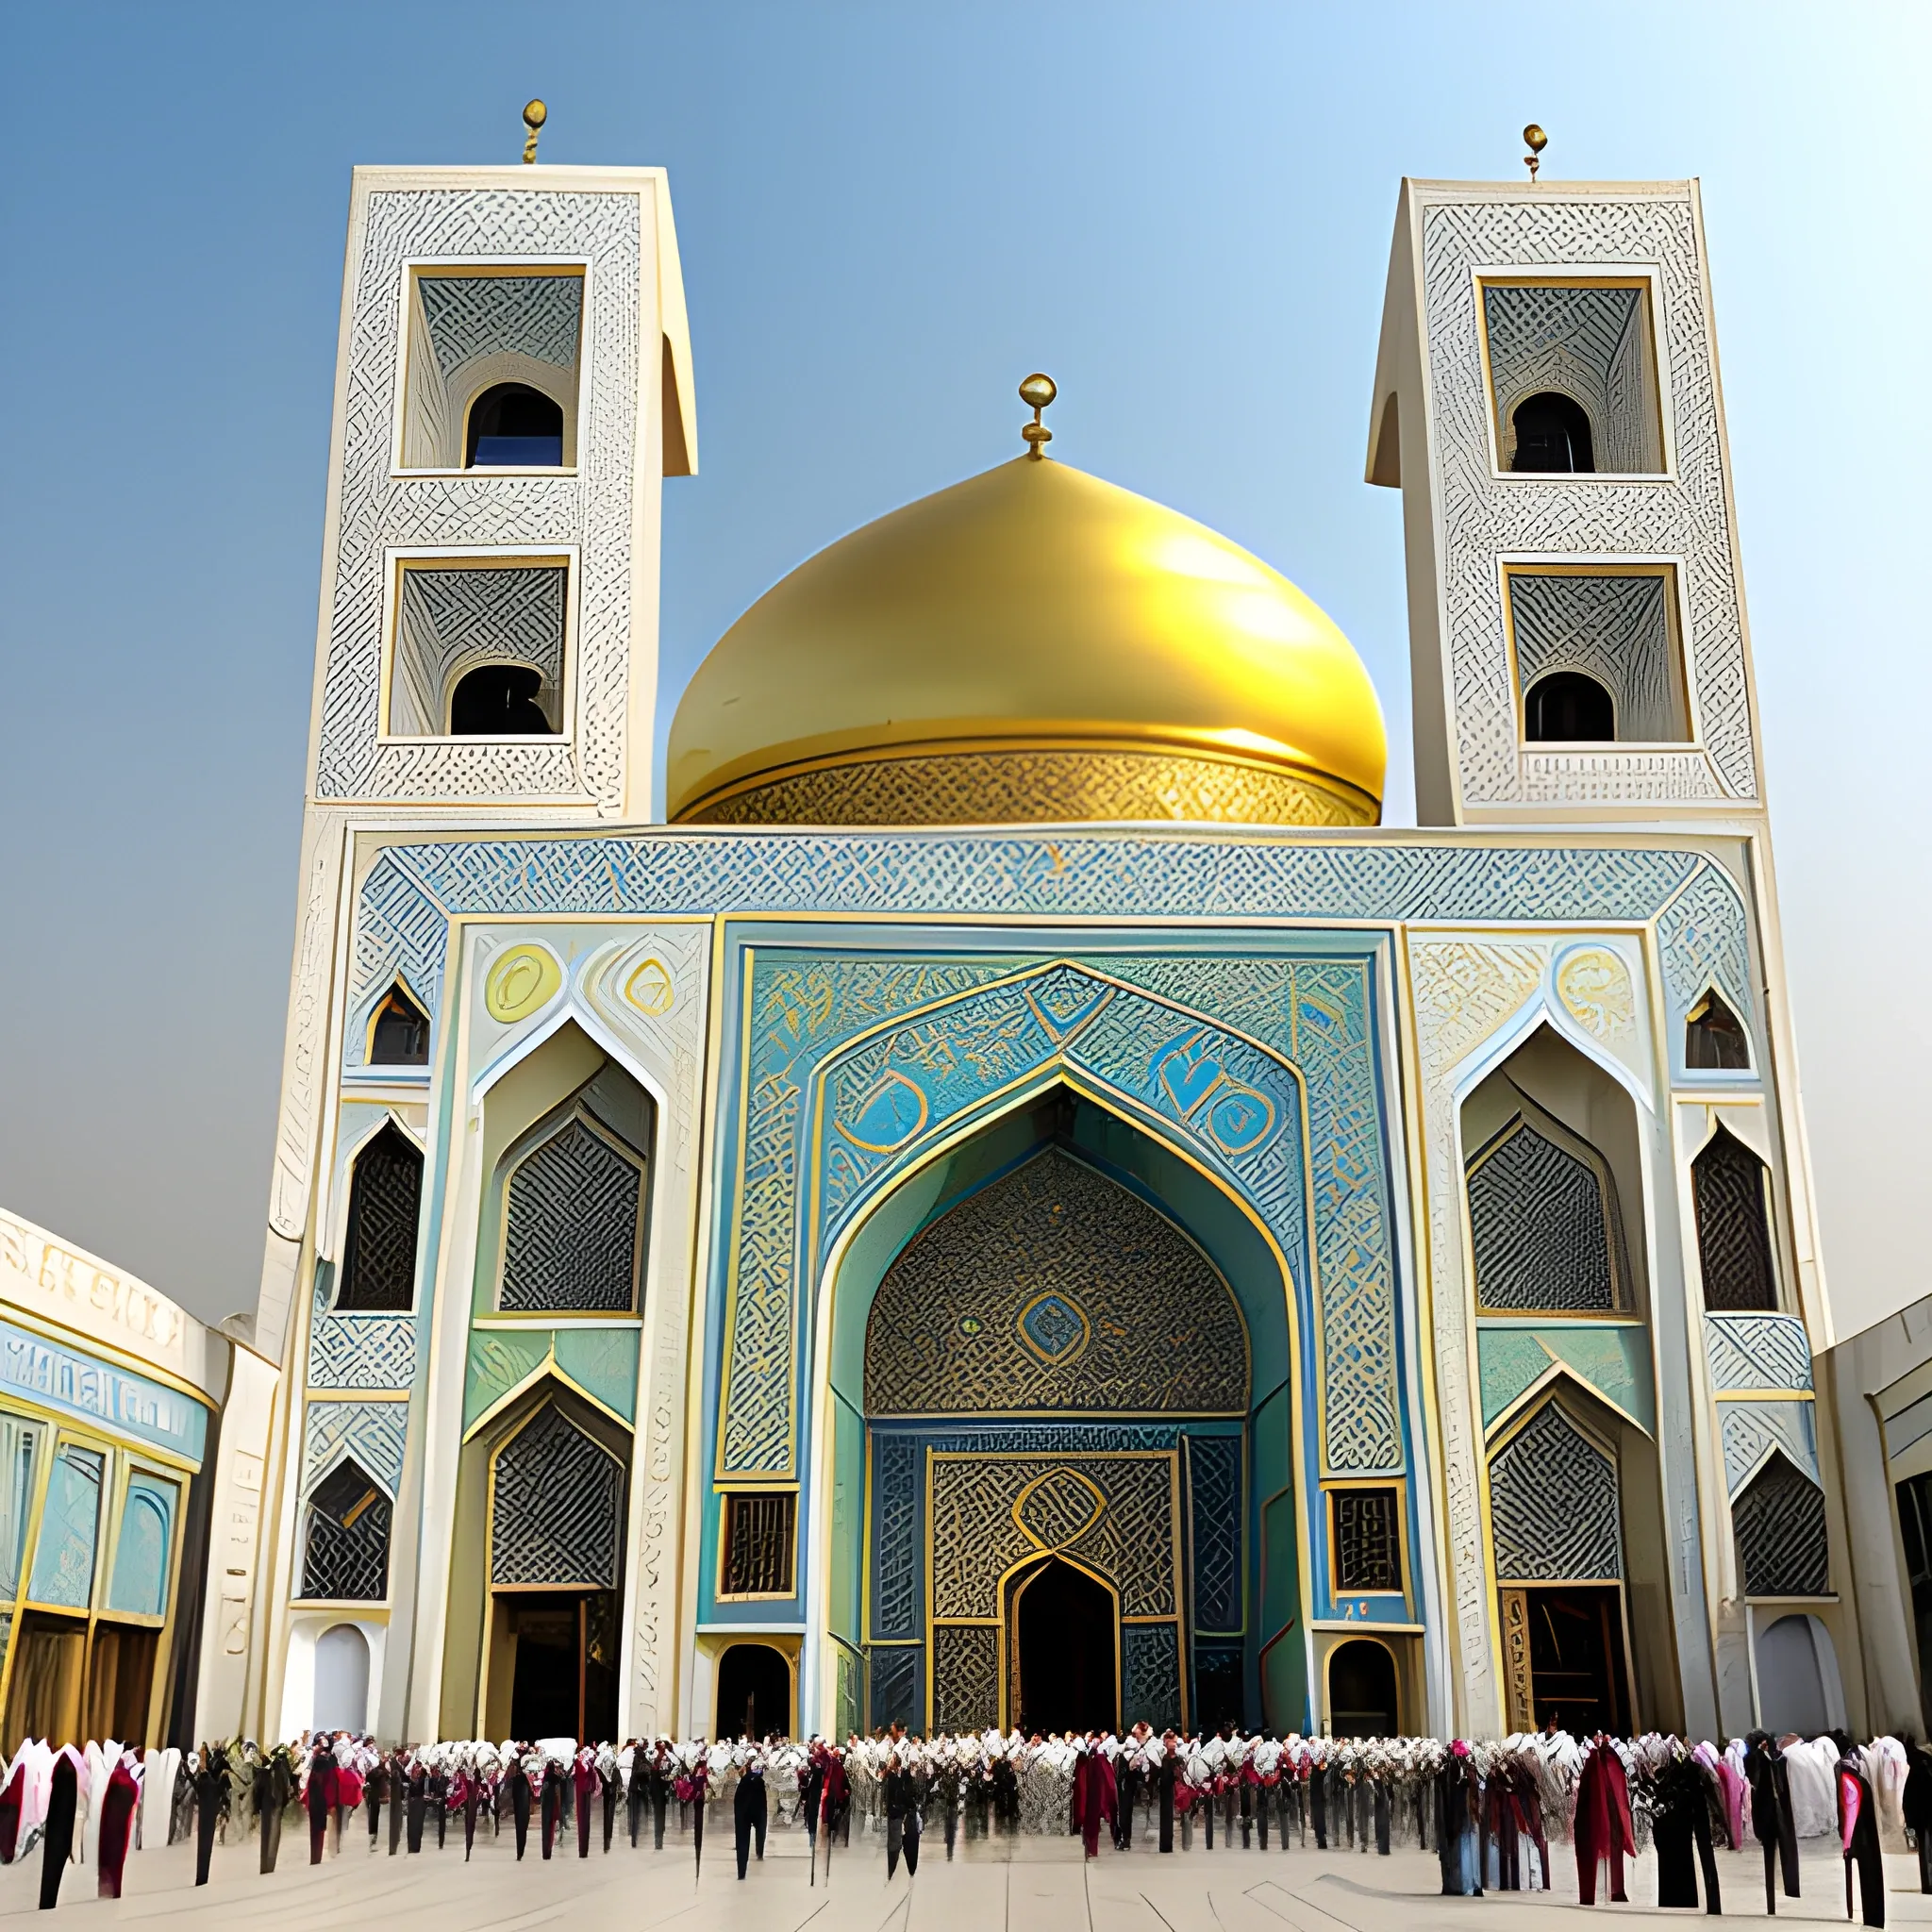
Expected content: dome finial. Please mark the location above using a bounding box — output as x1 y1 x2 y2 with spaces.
1523 123 1547 184
522 99 548 164
1019 373 1057 459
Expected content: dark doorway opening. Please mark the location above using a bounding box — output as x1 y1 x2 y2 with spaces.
1193 1646 1243 1733
86 1624 158 1745
504 1590 617 1741
1510 391 1596 473
466 382 565 468
715 1641 791 1740
1523 1584 1630 1735
1014 1558 1115 1734
450 663 554 737
1524 670 1615 742
1327 1639 1398 1737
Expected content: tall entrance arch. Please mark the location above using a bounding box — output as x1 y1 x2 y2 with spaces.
829 1086 1296 1734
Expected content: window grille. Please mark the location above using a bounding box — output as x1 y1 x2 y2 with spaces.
491 1405 623 1589
1467 1116 1620 1311
1692 1128 1778 1312
500 1115 643 1313
339 1125 423 1311
723 1492 795 1597
1332 1488 1402 1594
300 1460 391 1601
1735 1454 1827 1597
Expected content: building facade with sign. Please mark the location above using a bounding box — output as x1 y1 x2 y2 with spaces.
0 1210 240 1752
208 155 1888 1754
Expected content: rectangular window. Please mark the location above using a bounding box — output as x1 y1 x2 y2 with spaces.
1331 1487 1403 1595
1503 563 1690 746
1477 276 1665 477
399 264 585 473
722 1491 795 1598
383 553 573 740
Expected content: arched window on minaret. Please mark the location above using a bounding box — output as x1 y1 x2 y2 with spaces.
1692 1125 1778 1311
1686 990 1751 1072
465 381 565 468
1509 391 1596 473
450 664 554 736
299 1459 392 1601
368 982 430 1066
338 1124 423 1312
1524 670 1615 743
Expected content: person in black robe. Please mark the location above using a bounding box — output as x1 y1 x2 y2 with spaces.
38 1752 78 1910
541 1758 567 1859
733 1749 768 1879
405 1758 427 1853
1906 1741 1932 1894
884 1755 924 1879
1310 1757 1329 1850
387 1753 406 1855
992 1753 1019 1838
192 1745 227 1887
305 1740 336 1864
257 1747 295 1873
1836 1749 1886 1928
364 1755 385 1851
1650 1748 1723 1913
601 1756 618 1852
1157 1737 1177 1854
1745 1730 1801 1912
509 1754 533 1859
931 1753 960 1859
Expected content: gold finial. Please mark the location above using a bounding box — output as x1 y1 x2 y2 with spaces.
522 99 547 164
1019 373 1057 459
1523 124 1547 184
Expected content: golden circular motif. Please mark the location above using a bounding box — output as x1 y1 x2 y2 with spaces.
623 956 675 1016
485 943 562 1023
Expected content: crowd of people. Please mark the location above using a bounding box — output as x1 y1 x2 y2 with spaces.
0 1722 1927 1920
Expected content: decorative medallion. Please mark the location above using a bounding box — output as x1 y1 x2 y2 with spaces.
1556 945 1636 1046
839 1069 929 1154
485 944 562 1023
1017 1291 1091 1367
1012 1465 1107 1550
623 956 675 1016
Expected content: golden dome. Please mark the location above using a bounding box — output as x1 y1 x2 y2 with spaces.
666 452 1386 827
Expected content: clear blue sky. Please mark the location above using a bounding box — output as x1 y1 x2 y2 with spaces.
1 2 1924 1336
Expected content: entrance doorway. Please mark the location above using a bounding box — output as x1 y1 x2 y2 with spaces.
497 1591 618 1741
716 1642 791 1740
1327 1639 1398 1736
1522 1585 1630 1735
1013 1558 1116 1734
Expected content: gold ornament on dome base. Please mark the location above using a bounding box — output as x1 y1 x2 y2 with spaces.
685 741 1377 828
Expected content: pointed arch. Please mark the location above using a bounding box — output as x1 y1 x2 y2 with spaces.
1487 1396 1623 1585
1733 1450 1827 1598
1685 986 1751 1073
338 1122 423 1311
489 1400 625 1590
299 1457 392 1602
367 979 431 1066
1692 1124 1778 1311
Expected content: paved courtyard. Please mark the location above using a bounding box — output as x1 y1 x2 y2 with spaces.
1 1826 1929 1930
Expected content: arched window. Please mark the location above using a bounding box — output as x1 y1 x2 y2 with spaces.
338 1124 422 1312
1692 1125 1778 1311
450 663 554 737
490 1404 624 1589
1524 670 1615 742
1466 1104 1625 1312
1686 990 1750 1072
1510 391 1596 473
300 1460 391 1601
465 381 564 467
500 1110 646 1314
369 983 430 1066
1734 1453 1827 1597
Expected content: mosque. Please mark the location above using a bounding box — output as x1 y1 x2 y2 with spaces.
177 139 1883 1758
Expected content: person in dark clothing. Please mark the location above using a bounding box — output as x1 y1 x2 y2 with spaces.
509 1755 532 1859
39 1751 79 1910
1745 1729 1802 1912
257 1748 295 1873
733 1749 769 1879
884 1754 924 1879
800 1743 828 1860
1904 1742 1932 1894
1650 1747 1723 1914
305 1740 336 1864
406 1759 428 1853
541 1759 566 1859
1836 1749 1886 1928
1158 1737 1177 1854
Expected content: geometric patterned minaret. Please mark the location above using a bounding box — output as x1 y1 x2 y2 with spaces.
1368 173 1840 1741
1367 175 1763 829
207 158 694 1742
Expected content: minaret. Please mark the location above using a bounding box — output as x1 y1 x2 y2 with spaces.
1366 162 1763 829
208 122 696 1741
